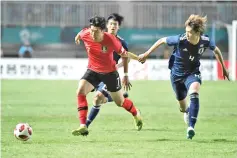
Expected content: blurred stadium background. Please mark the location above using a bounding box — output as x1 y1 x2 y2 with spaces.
1 1 237 158
1 1 237 81
1 1 236 58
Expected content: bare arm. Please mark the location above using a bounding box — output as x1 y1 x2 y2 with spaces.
114 41 133 90
75 31 81 45
138 37 167 62
213 46 230 80
146 37 167 56
123 57 129 74
213 46 225 68
116 57 130 69
121 56 132 91
119 49 139 60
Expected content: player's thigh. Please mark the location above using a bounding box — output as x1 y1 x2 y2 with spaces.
77 79 94 95
101 71 122 93
185 73 202 94
170 75 187 101
77 69 100 95
109 89 124 107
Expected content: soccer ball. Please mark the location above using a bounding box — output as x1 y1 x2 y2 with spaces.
14 123 33 141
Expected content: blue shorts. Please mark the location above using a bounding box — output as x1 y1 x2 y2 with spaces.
96 82 113 102
170 73 202 101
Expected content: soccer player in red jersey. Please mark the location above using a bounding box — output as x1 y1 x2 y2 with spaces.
72 16 143 136
85 13 130 128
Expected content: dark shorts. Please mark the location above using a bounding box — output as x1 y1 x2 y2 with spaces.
170 73 202 101
81 69 122 92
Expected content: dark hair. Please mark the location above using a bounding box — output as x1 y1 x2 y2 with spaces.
89 16 106 30
107 13 124 26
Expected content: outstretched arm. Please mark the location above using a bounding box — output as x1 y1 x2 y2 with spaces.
213 46 230 80
138 37 167 62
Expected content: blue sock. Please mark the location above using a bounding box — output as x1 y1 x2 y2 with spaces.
86 105 100 127
106 95 113 102
188 93 199 128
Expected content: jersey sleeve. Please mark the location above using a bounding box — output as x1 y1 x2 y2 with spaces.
121 40 128 51
208 38 216 51
78 28 89 40
166 35 180 46
112 36 127 55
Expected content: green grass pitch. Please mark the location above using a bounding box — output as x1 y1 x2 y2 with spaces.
1 80 237 158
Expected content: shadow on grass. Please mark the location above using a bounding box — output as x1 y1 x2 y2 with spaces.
102 128 169 132
82 138 237 144
195 138 237 144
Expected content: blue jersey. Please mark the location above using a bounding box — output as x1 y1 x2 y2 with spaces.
18 45 33 56
166 33 216 77
113 36 128 63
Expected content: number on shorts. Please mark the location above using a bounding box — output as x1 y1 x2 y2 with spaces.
116 77 120 88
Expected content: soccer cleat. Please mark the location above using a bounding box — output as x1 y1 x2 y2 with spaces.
72 125 89 136
134 109 143 131
187 126 195 139
184 112 189 125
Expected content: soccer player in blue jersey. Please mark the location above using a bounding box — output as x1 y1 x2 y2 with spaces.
85 13 141 130
138 14 229 139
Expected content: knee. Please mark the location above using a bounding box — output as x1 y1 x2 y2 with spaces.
93 93 104 105
114 98 124 107
76 88 86 96
93 96 101 105
189 82 200 94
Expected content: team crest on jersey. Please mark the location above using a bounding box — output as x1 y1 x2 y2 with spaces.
101 46 108 53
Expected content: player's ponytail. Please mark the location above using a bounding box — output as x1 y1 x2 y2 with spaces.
185 14 207 34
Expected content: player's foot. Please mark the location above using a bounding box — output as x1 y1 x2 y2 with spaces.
187 126 195 140
134 109 143 131
184 112 189 125
72 125 89 136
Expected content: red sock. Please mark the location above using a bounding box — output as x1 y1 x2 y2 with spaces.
77 94 88 124
122 98 137 116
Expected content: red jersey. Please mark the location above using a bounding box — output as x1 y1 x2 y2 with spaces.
79 28 127 73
